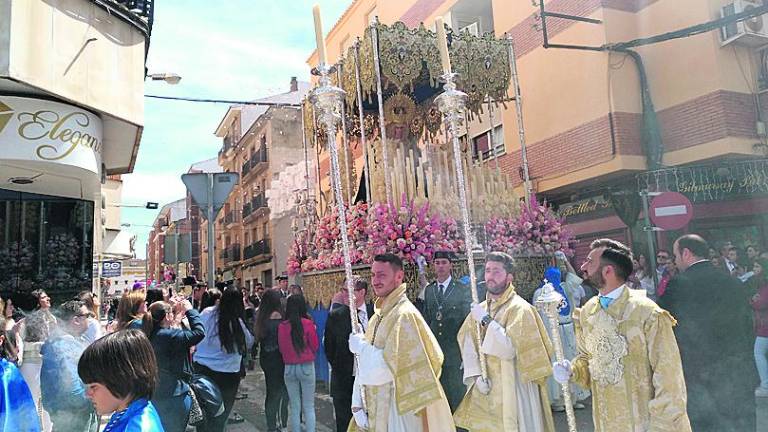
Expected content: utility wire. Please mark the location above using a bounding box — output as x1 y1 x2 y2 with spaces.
145 94 301 107
605 4 768 51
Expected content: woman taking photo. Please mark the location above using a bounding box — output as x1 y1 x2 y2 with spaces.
255 289 288 432
113 291 147 331
142 298 205 432
277 294 318 432
193 287 253 432
78 329 163 431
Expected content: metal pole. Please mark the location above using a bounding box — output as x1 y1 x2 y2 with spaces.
174 229 180 293
207 173 216 289
641 190 660 290
435 72 487 381
371 17 393 204
507 35 532 203
337 65 353 204
145 242 149 284
536 283 578 432
354 40 372 203
486 96 501 177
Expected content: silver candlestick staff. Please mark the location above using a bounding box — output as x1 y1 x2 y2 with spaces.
309 63 360 336
535 280 578 432
435 71 487 381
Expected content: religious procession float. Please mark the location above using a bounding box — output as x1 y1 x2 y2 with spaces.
289 17 576 306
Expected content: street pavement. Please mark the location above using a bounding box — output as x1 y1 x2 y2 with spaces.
226 364 595 432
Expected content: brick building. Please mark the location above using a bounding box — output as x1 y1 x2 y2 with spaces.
309 0 768 261
214 78 310 288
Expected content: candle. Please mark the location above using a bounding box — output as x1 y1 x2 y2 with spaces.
313 4 327 65
435 17 451 74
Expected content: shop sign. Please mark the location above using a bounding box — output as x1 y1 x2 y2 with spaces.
0 96 102 173
638 160 768 204
558 196 613 222
102 261 122 278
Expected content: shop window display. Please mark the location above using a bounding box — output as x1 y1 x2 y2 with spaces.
0 188 94 301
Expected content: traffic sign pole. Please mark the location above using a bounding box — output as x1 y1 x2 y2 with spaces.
641 189 659 292
207 173 216 289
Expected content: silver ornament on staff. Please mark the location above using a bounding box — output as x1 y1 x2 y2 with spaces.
310 3 367 415
535 280 578 432
433 17 487 381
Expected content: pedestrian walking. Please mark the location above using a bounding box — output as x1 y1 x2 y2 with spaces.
40 300 99 432
142 298 205 432
78 329 164 431
278 293 319 432
255 289 288 432
193 287 254 432
17 293 56 432
0 316 40 431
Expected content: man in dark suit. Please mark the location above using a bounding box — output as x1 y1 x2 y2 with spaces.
323 278 374 432
421 251 473 412
661 234 756 432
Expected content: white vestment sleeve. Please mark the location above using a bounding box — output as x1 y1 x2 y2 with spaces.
357 343 394 386
480 321 516 360
352 375 364 409
461 332 482 385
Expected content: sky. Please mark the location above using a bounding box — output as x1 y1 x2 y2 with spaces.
121 0 350 258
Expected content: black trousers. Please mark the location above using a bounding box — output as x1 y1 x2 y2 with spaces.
260 351 288 431
194 362 242 432
332 392 352 432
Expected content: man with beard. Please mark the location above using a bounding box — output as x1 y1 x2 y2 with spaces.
660 234 755 431
553 239 691 432
454 252 555 432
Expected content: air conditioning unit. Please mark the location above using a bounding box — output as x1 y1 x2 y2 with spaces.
459 21 480 37
721 0 768 47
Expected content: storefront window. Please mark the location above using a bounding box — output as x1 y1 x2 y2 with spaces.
0 188 94 301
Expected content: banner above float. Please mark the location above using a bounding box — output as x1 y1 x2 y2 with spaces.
0 96 103 174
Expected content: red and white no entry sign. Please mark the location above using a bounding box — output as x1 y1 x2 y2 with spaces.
649 192 693 230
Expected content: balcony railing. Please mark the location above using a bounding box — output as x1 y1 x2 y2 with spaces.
243 193 269 222
241 159 251 177
249 146 269 174
220 243 242 264
243 238 271 260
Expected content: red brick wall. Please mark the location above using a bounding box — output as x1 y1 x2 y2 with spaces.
488 90 758 188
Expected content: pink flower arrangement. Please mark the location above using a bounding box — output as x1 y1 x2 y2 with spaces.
485 194 574 257
366 194 464 263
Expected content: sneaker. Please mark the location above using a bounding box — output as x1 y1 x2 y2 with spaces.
756 387 768 398
573 402 586 410
551 405 566 412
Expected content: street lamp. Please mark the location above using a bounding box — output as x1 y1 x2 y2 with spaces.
147 73 182 85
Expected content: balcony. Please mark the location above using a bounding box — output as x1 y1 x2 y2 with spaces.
241 158 251 177
243 238 271 261
224 210 240 228
249 146 269 177
243 193 269 224
220 243 242 265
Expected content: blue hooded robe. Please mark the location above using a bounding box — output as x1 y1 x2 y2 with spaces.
0 357 41 432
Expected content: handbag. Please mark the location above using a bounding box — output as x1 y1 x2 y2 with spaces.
187 387 205 426
189 373 226 421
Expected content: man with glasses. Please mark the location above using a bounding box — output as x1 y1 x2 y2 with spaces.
40 300 98 432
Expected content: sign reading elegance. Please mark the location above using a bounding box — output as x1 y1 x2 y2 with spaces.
0 96 102 173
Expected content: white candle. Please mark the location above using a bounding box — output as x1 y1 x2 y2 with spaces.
435 17 451 74
313 4 327 65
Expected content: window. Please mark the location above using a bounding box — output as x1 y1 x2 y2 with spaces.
472 125 504 162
